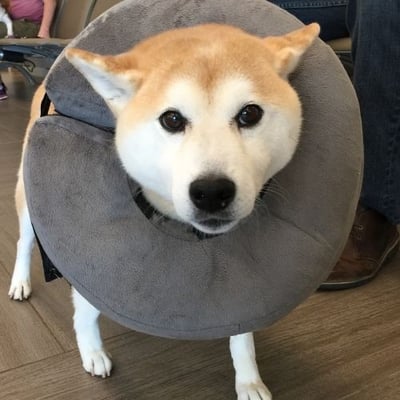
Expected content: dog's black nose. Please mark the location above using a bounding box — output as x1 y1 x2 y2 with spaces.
189 177 236 213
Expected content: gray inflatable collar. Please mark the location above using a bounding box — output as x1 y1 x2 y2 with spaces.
24 0 363 339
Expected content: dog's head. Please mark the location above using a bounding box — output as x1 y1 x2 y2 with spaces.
66 23 319 234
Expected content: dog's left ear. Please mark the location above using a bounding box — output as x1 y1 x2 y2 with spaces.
65 48 141 116
263 23 320 78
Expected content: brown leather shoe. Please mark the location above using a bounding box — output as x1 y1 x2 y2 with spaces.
319 206 399 290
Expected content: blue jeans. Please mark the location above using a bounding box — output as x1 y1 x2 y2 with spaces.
270 0 400 224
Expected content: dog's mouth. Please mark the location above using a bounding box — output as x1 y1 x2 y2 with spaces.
192 217 237 234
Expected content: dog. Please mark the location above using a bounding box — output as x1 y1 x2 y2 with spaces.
0 5 13 38
8 23 320 399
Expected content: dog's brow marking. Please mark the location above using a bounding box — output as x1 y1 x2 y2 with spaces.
163 78 207 117
212 76 256 119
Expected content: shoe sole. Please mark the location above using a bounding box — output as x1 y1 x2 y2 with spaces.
318 235 400 291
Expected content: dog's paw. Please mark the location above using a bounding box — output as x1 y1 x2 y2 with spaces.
8 280 31 301
81 350 112 378
236 381 272 400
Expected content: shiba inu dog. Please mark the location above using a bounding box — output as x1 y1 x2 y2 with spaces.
9 23 320 399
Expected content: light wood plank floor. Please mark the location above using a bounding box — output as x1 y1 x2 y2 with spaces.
1 69 400 400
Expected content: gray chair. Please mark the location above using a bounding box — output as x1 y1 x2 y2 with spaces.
0 0 123 84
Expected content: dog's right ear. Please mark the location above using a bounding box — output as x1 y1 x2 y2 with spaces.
263 23 320 78
65 48 141 116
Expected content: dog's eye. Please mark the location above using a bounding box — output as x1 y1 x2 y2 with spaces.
159 110 187 133
235 104 263 129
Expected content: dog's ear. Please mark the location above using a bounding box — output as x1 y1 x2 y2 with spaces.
263 23 320 78
65 48 141 116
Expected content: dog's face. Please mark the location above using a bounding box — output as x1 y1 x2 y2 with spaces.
66 23 319 234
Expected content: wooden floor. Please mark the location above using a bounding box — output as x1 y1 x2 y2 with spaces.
1 70 400 400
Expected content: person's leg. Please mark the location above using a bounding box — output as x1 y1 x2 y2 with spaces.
269 0 348 41
320 0 400 289
348 0 400 224
268 0 400 289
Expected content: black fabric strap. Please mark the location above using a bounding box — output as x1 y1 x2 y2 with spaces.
40 92 51 117
32 226 63 282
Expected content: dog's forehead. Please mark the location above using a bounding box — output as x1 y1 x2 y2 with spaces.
133 24 276 83
162 75 256 116
149 63 292 119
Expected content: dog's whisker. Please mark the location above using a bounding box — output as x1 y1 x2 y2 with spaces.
264 188 288 203
254 198 271 218
260 179 289 204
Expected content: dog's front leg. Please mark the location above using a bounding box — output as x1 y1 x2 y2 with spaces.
230 332 272 400
9 177 34 300
72 287 112 378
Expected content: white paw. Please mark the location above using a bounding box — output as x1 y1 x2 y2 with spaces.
237 381 272 400
8 280 32 301
81 350 112 378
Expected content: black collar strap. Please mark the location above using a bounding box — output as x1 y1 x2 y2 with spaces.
40 92 51 117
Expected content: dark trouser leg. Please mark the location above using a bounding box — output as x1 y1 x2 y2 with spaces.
324 0 400 289
348 0 400 224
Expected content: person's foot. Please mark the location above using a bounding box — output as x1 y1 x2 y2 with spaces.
0 82 8 100
319 205 399 290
